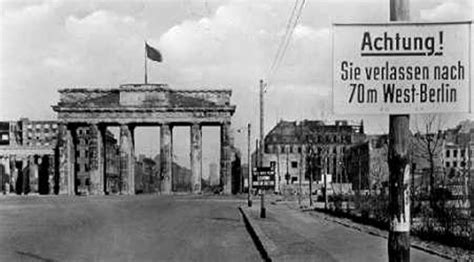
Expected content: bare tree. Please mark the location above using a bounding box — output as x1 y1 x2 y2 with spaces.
412 114 446 207
369 144 389 194
302 127 334 209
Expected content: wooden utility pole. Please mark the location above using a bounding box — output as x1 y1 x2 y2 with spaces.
388 1 411 261
388 116 411 261
388 4 411 261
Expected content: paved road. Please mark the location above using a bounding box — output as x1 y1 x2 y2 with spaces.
246 203 449 262
0 195 262 262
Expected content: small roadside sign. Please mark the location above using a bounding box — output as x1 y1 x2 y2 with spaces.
252 166 276 189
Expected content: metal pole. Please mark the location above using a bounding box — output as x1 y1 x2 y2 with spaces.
255 139 259 168
309 152 313 207
388 1 410 261
339 157 343 194
298 148 302 206
286 147 289 185
260 187 266 218
324 153 328 210
144 42 148 84
259 80 264 167
247 123 252 207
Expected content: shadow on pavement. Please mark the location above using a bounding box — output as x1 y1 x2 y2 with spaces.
209 217 240 223
16 250 57 262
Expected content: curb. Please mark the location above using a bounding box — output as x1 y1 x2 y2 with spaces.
238 206 274 262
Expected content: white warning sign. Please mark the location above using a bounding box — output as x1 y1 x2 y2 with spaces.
332 22 471 114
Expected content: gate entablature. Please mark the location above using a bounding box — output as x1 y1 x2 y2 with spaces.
52 83 236 196
53 84 235 124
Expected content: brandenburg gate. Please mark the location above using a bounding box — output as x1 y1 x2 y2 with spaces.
52 84 236 195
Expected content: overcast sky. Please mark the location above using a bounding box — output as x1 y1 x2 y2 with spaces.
1 0 473 167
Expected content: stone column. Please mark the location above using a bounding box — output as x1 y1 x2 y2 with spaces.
68 127 77 195
2 156 10 194
190 123 202 193
220 121 233 194
119 124 135 195
100 128 107 195
30 156 39 193
10 157 17 194
3 156 10 181
47 154 55 195
160 123 173 194
129 125 135 195
89 124 105 195
57 124 67 194
58 124 76 195
21 157 29 195
0 157 7 193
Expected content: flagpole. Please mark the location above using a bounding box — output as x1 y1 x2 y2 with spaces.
144 41 148 84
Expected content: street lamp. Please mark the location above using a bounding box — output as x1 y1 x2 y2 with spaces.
247 124 252 207
235 124 252 206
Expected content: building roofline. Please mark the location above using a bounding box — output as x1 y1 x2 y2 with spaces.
51 105 236 113
58 84 232 94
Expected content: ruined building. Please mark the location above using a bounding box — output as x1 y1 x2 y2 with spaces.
0 118 120 195
0 118 58 194
260 120 366 193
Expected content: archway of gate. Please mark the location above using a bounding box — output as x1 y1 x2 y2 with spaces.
201 126 221 193
52 84 236 195
133 126 161 194
172 126 190 192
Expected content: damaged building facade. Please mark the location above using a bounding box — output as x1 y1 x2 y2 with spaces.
0 118 121 195
260 120 366 194
0 118 58 194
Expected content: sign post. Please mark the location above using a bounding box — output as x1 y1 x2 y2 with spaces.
252 166 276 218
332 0 471 260
388 1 410 261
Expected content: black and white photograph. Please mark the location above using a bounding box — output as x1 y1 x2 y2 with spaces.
0 0 473 261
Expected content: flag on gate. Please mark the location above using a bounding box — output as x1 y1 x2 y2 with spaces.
145 42 162 62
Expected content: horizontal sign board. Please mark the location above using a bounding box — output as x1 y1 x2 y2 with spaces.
332 22 471 114
252 166 276 189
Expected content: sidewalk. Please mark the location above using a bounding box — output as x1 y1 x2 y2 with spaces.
240 203 450 262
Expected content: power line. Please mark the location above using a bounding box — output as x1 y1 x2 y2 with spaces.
267 0 300 77
272 0 306 77
270 0 306 80
267 0 306 86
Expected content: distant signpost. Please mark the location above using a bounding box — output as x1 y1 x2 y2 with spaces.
333 22 471 115
252 166 276 189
